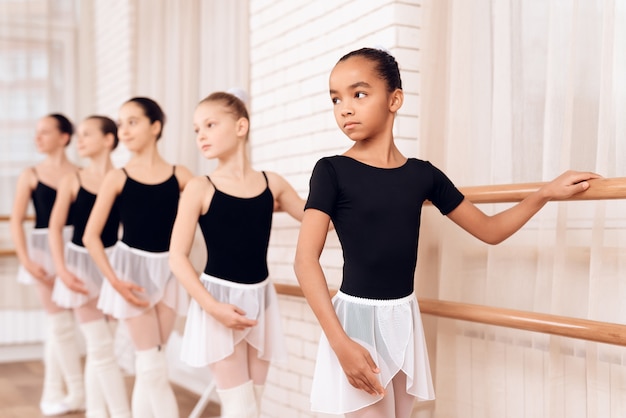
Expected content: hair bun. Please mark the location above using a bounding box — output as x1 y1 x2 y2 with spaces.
226 87 249 106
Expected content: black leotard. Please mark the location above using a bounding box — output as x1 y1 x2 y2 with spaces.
305 156 465 299
31 168 73 229
198 172 273 284
70 173 119 248
116 166 179 252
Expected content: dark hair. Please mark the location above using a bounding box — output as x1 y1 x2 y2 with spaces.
125 97 166 140
86 115 119 150
47 113 74 147
199 91 250 139
338 47 403 92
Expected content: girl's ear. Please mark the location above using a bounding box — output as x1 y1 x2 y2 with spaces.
104 132 115 150
236 117 250 138
389 89 404 112
151 120 162 138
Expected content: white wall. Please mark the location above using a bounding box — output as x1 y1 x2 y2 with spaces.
248 1 422 416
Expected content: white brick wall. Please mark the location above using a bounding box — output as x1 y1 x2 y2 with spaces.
250 1 422 416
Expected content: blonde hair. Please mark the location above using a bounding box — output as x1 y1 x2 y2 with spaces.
200 91 249 121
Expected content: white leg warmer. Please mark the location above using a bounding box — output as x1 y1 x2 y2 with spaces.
84 357 107 418
217 380 258 418
133 347 178 418
40 322 69 416
81 319 131 418
49 310 85 412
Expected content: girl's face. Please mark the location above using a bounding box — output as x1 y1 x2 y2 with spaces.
34 116 68 153
117 101 159 152
329 56 398 142
76 118 110 159
193 101 245 160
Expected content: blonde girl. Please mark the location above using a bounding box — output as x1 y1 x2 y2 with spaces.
169 91 305 418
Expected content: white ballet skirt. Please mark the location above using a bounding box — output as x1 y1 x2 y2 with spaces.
17 227 72 285
97 241 188 319
180 273 287 367
51 242 112 308
310 291 435 414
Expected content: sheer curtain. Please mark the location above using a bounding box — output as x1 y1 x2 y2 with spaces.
418 1 626 417
0 0 78 336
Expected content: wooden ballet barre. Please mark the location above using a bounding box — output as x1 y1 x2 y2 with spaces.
273 284 626 347
456 177 626 204
0 215 34 222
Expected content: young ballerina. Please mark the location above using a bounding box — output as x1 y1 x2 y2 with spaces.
293 47 600 418
9 113 85 415
83 98 193 418
169 91 305 418
48 115 131 418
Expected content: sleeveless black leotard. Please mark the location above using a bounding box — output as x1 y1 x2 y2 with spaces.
198 172 274 284
305 156 465 299
70 173 119 248
116 167 180 252
31 168 73 229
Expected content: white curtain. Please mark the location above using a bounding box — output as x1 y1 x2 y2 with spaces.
418 1 626 417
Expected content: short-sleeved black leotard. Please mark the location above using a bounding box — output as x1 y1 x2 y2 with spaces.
70 174 119 248
116 166 179 252
198 172 273 284
305 156 465 299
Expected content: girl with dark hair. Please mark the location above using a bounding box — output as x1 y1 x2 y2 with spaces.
169 90 305 418
83 98 193 417
10 113 84 415
294 47 600 418
49 115 131 417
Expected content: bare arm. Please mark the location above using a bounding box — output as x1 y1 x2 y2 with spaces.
49 173 88 294
9 169 50 282
294 208 384 396
266 171 305 222
83 169 148 307
169 177 256 330
448 170 601 244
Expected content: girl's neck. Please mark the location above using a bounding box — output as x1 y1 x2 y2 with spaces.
84 152 114 176
42 148 71 166
214 142 252 179
131 142 164 166
346 136 406 168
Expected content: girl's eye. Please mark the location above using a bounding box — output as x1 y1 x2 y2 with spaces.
331 97 340 105
355 92 366 99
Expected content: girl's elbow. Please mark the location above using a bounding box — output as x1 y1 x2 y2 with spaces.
82 232 97 249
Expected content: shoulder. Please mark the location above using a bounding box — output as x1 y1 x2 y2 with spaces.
58 171 80 194
183 175 212 194
174 164 194 189
101 168 127 191
17 166 38 190
263 171 292 194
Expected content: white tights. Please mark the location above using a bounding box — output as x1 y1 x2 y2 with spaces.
346 372 416 418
